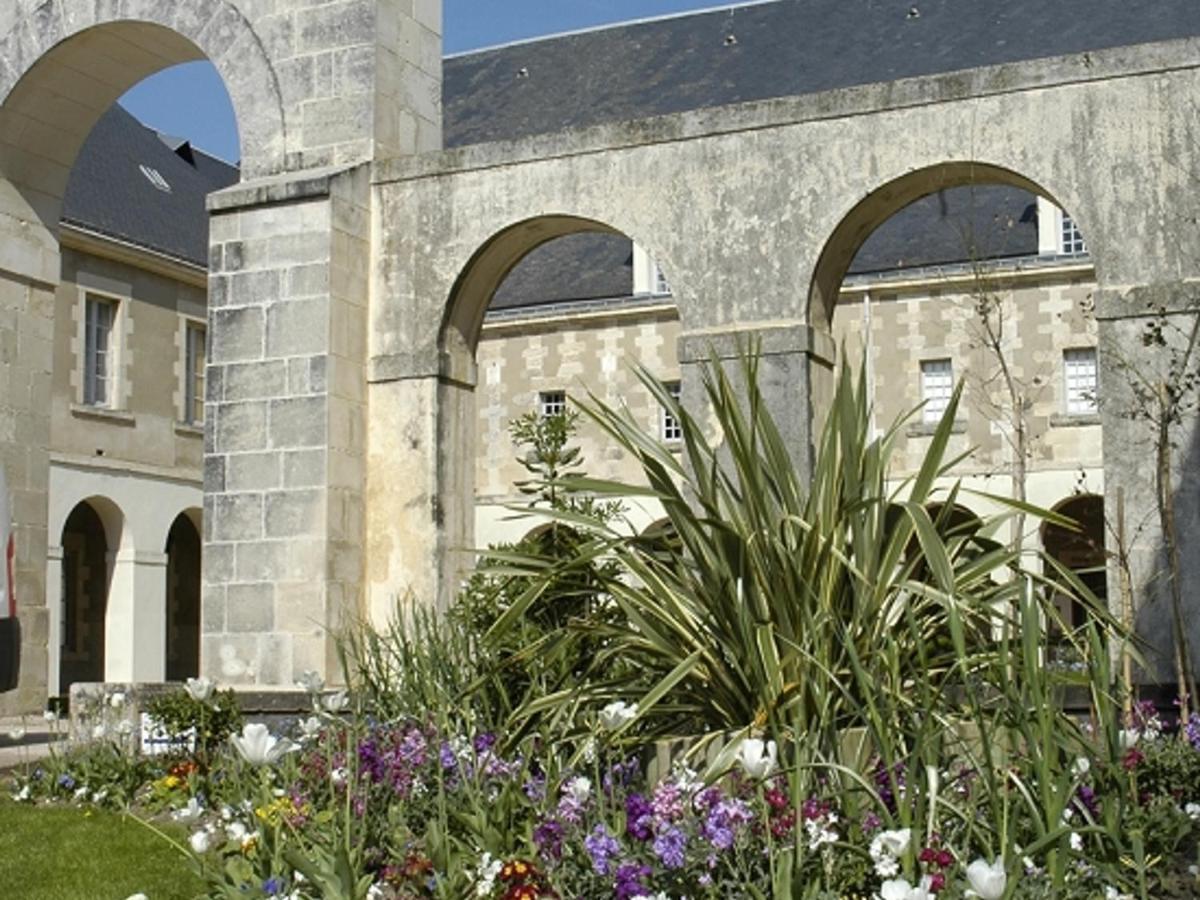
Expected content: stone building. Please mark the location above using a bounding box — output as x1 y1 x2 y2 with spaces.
0 0 1198 711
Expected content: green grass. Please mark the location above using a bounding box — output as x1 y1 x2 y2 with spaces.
0 798 205 900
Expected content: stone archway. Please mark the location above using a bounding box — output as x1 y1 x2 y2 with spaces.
58 497 122 696
165 510 202 682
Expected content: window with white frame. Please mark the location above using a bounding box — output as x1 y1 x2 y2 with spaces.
538 390 566 418
185 321 207 425
83 294 118 407
661 381 682 442
1063 347 1098 415
1060 213 1087 256
653 264 671 296
920 358 954 424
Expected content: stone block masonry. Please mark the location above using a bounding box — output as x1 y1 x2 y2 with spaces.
204 166 371 687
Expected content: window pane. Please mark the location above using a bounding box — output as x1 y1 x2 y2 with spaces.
186 324 207 424
661 381 682 441
920 359 953 424
84 297 115 406
1064 347 1098 414
539 391 566 418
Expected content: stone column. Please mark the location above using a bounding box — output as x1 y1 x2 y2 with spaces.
677 323 836 484
105 549 167 683
203 166 370 686
44 545 62 697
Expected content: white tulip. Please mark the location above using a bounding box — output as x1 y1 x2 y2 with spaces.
736 738 778 779
172 797 203 821
873 827 912 857
43 710 57 723
297 716 323 741
599 700 638 731
565 776 592 804
229 722 297 765
321 690 349 713
879 877 933 900
185 676 215 702
964 857 1007 900
189 829 212 854
92 723 107 740
109 692 126 709
1118 728 1140 749
124 894 150 900
295 670 324 694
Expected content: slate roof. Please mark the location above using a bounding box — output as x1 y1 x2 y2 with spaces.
62 104 237 268
443 0 1200 148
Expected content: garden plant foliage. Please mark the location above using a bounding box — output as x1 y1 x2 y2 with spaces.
7 350 1200 898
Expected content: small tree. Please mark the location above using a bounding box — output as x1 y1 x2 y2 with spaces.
1104 299 1200 715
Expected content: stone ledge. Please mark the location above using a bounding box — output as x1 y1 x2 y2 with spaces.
69 403 136 427
678 323 835 365
905 419 967 438
174 421 204 438
1049 413 1101 428
208 164 359 213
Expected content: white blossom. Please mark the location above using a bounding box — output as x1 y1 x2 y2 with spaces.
185 676 215 702
295 670 325 694
964 858 1007 900
599 700 638 731
230 722 297 765
189 829 212 854
109 692 126 709
735 738 778 780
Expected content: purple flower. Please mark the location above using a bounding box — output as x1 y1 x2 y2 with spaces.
533 818 564 861
473 732 497 753
701 797 753 850
625 793 654 841
584 823 622 875
57 773 75 791
439 741 457 771
1075 784 1100 819
614 862 652 900
653 825 687 869
262 877 285 896
651 781 685 822
1185 713 1200 750
524 773 547 802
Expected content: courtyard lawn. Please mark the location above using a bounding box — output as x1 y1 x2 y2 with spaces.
0 797 203 900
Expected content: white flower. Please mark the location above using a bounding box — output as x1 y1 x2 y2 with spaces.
474 851 503 897
1072 756 1091 777
736 737 778 779
116 720 134 736
109 692 126 709
185 676 215 702
297 716 323 741
1119 728 1140 749
226 821 249 843
870 828 912 877
1104 888 1134 900
92 789 108 804
125 894 150 900
73 786 88 800
43 710 57 723
330 767 348 788
189 829 212 854
172 797 203 821
92 723 107 740
13 785 30 802
1069 832 1083 851
879 877 933 900
565 776 592 804
321 690 349 713
1185 802 1200 820
229 722 297 765
599 700 638 730
295 670 324 694
964 857 1007 900
7 726 25 741
366 885 385 900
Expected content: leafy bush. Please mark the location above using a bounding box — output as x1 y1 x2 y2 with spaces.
146 686 243 769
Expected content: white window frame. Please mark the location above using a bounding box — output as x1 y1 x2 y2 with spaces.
652 264 672 297
83 293 119 408
1063 347 1099 415
661 381 682 442
538 390 566 419
920 358 954 424
1060 213 1087 256
184 320 207 425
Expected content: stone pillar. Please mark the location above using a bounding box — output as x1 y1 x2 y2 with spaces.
677 323 836 484
1096 282 1200 689
105 550 167 683
203 166 371 686
45 545 62 697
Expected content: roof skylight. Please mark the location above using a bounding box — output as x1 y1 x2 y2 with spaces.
139 163 171 192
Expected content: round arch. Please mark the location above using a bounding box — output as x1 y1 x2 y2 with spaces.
58 498 119 694
441 215 625 371
806 161 1075 331
164 510 202 681
0 5 286 242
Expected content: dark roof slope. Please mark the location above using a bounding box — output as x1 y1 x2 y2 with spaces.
850 185 1038 275
444 0 1200 148
62 104 237 267
491 234 633 311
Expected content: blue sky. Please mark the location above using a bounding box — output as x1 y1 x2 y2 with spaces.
119 1 733 163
